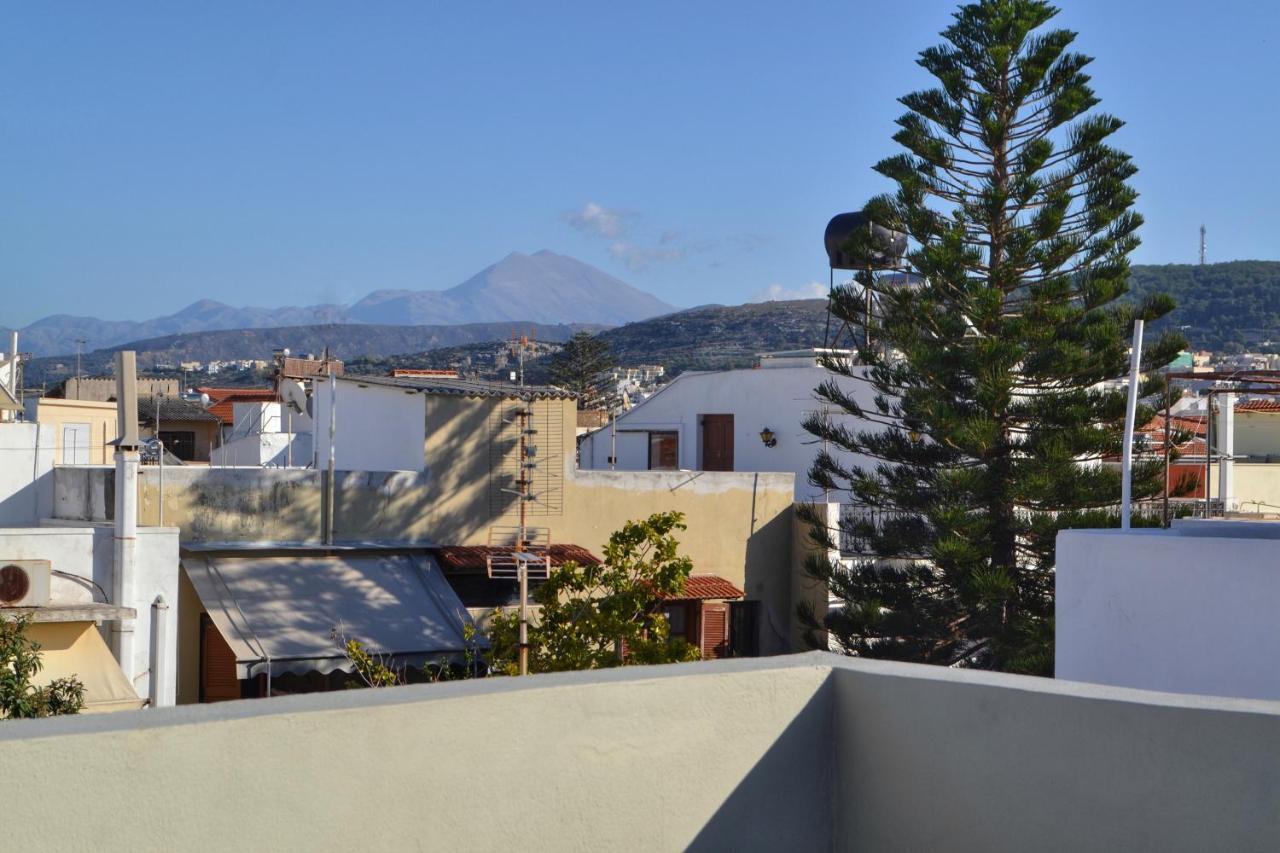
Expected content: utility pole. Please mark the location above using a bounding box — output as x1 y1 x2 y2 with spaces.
74 338 86 397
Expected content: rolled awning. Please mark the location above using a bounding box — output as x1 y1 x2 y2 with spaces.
28 622 144 713
183 552 479 679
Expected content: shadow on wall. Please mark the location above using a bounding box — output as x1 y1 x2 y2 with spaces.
332 397 520 545
686 675 835 852
743 502 795 655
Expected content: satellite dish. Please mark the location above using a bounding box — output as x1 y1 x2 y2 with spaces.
280 379 308 414
199 393 211 408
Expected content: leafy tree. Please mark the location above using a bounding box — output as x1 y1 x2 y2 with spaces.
801 0 1184 675
547 332 616 405
489 512 701 674
0 616 85 719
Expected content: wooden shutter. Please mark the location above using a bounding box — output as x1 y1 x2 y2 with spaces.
200 614 241 702
700 415 734 471
700 602 730 660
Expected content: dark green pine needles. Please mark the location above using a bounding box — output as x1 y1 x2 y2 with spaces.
801 0 1185 675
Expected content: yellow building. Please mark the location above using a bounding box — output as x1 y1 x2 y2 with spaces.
35 398 119 465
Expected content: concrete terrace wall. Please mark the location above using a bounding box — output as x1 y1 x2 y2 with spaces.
1 654 1277 852
1057 523 1280 699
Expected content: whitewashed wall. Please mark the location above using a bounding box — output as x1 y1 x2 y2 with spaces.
312 380 426 473
0 523 180 705
0 423 54 524
1057 520 1280 700
579 366 878 501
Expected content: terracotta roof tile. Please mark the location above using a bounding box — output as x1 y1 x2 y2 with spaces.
195 387 278 424
1236 400 1280 413
663 575 744 601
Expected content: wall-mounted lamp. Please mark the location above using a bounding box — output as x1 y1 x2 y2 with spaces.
759 427 777 448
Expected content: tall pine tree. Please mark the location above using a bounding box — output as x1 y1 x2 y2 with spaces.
802 0 1184 675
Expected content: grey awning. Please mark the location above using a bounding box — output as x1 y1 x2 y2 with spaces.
183 552 478 679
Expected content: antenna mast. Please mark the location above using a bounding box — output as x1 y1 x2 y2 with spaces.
1199 224 1207 266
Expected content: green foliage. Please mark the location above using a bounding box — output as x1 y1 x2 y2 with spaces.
803 0 1184 675
488 512 701 673
0 616 86 719
1127 261 1280 352
333 622 485 688
546 331 617 403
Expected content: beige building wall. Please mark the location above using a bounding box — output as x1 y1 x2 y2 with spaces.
36 398 118 465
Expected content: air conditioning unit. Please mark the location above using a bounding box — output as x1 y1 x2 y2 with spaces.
0 560 52 607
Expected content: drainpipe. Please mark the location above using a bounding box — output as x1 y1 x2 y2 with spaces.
324 372 336 545
1218 392 1236 514
149 595 170 707
111 352 141 687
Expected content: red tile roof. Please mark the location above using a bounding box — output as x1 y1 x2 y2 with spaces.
195 387 278 425
431 544 600 574
1236 400 1280 413
664 575 744 601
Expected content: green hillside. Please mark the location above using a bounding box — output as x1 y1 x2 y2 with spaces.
1129 261 1280 351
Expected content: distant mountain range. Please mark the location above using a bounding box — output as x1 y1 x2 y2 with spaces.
6 250 676 358
22 320 604 387
348 299 834 381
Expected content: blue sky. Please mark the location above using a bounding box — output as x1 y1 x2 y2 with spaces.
4 1 1277 326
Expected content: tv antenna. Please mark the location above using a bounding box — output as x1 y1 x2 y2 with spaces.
1199 224 1207 266
487 398 563 675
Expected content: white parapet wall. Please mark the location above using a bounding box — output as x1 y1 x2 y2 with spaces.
1057 520 1280 700
0 654 1277 852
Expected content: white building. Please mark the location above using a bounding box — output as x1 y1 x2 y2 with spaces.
0 417 179 710
578 350 879 501
210 401 314 468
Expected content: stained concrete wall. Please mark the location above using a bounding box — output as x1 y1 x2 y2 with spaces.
1057 523 1280 700
0 653 1277 852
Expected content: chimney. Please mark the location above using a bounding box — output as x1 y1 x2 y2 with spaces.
111 351 140 688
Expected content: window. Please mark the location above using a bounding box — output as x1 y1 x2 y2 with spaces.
160 430 196 462
648 431 679 470
663 604 688 640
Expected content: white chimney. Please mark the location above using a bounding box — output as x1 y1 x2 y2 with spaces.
111 351 140 688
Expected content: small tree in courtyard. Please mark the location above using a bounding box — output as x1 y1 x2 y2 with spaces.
0 616 85 719
801 0 1184 674
488 512 701 674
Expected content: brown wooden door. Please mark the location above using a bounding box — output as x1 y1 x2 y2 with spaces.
700 415 734 471
200 614 242 702
700 602 730 659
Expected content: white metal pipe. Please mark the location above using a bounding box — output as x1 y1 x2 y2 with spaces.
112 448 139 686
1218 392 1236 513
1121 320 1144 529
148 595 170 707
325 372 337 545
